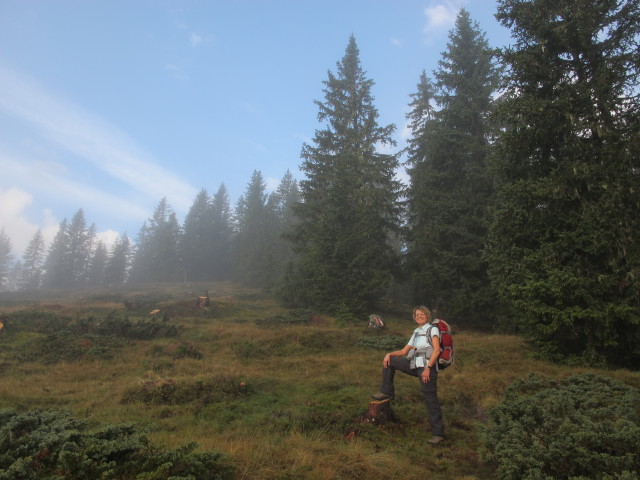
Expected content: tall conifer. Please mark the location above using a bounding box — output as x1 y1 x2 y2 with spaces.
486 0 640 367
20 229 46 290
209 184 234 281
0 228 13 291
405 10 500 324
282 36 402 315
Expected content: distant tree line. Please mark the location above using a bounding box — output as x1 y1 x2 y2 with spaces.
1 0 638 368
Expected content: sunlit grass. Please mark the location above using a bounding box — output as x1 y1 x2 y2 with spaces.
1 283 639 480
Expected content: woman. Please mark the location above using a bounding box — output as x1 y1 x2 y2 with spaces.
371 305 445 445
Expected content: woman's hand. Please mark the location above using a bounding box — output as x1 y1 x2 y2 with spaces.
421 366 431 383
383 353 391 368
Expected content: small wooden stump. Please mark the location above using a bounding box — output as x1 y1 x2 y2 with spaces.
363 399 393 425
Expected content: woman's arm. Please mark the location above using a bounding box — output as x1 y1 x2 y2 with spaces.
383 345 412 367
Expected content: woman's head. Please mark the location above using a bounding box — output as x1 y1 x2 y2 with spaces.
413 305 431 324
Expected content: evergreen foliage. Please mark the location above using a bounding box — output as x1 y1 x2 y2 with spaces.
233 171 271 286
42 210 97 288
209 183 234 280
405 9 500 324
0 409 234 479
0 228 14 291
281 36 402 315
485 0 640 367
19 229 46 291
182 188 214 282
481 373 640 480
86 240 108 286
180 184 235 282
130 198 183 283
104 233 132 285
263 171 300 291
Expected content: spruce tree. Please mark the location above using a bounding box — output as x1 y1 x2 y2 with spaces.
282 36 402 315
67 210 96 286
43 218 71 289
233 171 270 286
42 209 95 288
486 0 640 367
20 229 46 291
129 222 151 283
405 9 500 324
265 171 300 290
209 184 234 281
182 189 213 282
86 241 108 287
0 228 14 291
104 234 132 285
130 198 182 283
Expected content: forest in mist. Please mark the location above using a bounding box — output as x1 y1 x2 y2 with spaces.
1 1 640 369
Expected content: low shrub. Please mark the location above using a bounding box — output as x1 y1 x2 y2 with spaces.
123 292 172 312
121 376 253 406
11 312 182 364
17 331 124 364
81 314 181 340
254 309 314 327
162 341 204 360
480 373 640 480
356 335 407 351
3 310 71 334
0 409 234 480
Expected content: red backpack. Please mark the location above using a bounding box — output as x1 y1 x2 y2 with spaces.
428 319 455 370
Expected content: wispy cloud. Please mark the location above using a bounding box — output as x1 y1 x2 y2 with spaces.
189 32 213 48
0 65 198 213
165 63 189 80
190 32 204 47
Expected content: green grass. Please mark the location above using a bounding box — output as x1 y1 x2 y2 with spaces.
1 282 639 480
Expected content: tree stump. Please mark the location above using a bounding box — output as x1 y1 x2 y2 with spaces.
363 399 393 425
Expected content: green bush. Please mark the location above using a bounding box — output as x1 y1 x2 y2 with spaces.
123 292 172 312
480 373 640 480
13 312 183 364
356 335 407 351
254 309 314 327
17 331 124 364
121 376 253 406
0 409 234 480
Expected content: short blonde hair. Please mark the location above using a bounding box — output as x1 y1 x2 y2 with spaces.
413 305 432 322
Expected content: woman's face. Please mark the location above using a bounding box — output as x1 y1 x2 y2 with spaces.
414 309 429 326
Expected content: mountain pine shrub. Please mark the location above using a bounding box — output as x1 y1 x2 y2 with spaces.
481 373 640 480
0 409 234 479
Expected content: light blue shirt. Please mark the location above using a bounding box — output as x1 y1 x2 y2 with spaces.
407 323 439 368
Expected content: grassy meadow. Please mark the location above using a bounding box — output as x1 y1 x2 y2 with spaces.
1 282 639 480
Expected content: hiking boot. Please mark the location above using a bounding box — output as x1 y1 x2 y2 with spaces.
370 392 393 401
428 435 445 445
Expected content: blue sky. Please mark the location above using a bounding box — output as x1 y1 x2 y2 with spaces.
0 0 513 255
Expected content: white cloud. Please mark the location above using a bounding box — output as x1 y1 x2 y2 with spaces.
390 37 403 47
0 187 55 256
0 65 198 213
97 229 120 252
265 177 279 193
423 1 461 42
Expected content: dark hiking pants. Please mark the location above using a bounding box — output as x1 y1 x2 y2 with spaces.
379 355 445 437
